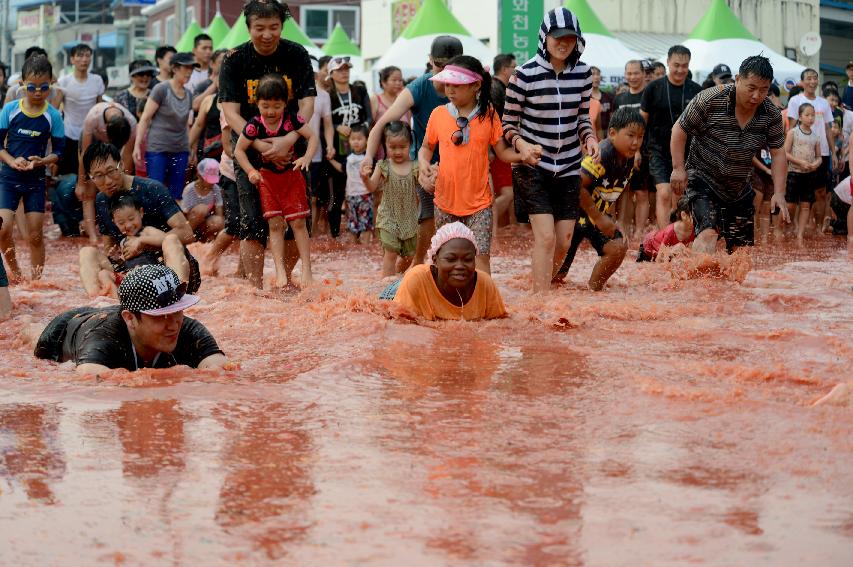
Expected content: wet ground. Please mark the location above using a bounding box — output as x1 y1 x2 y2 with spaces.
1 227 852 565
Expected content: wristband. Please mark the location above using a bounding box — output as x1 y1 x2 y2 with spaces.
512 135 521 152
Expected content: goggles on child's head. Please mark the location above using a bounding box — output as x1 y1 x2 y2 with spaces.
25 82 50 93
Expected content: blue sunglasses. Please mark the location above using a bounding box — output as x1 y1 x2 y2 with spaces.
25 83 50 93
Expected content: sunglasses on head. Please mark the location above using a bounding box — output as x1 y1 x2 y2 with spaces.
25 83 50 93
332 56 351 66
155 281 187 309
450 116 469 146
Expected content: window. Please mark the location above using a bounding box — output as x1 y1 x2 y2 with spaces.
165 15 175 45
152 20 162 42
302 6 359 43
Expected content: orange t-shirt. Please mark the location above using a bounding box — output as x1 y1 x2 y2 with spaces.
393 264 508 321
589 98 602 139
425 106 503 216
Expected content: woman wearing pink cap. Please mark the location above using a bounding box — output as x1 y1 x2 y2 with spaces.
393 222 507 321
181 157 225 241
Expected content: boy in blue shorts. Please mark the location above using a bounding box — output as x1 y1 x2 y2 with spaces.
0 55 64 281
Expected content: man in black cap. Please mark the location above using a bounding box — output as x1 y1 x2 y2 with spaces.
702 63 734 89
35 264 225 374
361 35 464 266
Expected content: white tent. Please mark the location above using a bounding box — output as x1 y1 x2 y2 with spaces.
370 0 495 89
565 0 643 88
659 0 805 93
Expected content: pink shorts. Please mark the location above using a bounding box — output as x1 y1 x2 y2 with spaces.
259 168 309 221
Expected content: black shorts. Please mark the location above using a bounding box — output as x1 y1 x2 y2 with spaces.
785 171 817 204
512 165 580 221
309 161 331 207
219 175 241 238
556 219 623 277
629 153 653 193
818 156 832 189
648 148 673 187
829 191 849 235
58 137 79 176
686 176 754 252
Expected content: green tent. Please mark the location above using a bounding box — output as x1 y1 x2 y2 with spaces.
220 13 250 49
322 23 360 56
175 20 204 52
401 0 469 39
282 18 323 57
564 0 612 37
688 0 756 41
206 13 231 48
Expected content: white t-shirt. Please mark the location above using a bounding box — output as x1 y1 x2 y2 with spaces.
787 94 833 156
186 68 210 93
833 175 852 205
57 73 106 140
311 88 331 163
345 153 369 197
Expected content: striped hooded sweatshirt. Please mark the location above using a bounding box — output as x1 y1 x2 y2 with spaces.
502 7 593 178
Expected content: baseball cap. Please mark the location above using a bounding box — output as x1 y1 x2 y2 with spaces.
641 59 654 73
129 59 158 77
197 158 220 184
430 36 463 65
327 56 351 76
712 63 732 79
119 264 200 316
171 52 200 68
549 28 579 40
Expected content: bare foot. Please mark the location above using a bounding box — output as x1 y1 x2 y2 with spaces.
795 237 805 250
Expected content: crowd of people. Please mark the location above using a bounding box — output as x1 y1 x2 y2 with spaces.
0 1 851 372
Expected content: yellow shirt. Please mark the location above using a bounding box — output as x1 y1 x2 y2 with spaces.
393 264 508 321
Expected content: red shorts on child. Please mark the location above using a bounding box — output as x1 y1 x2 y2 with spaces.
490 158 512 194
258 168 310 221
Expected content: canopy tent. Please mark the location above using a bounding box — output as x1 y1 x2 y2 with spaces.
220 14 250 49
564 0 643 88
282 18 325 59
659 0 805 93
206 12 231 48
175 20 204 52
371 0 495 88
322 23 363 73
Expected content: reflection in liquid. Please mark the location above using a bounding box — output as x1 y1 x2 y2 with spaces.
213 402 315 560
112 400 187 479
0 404 66 504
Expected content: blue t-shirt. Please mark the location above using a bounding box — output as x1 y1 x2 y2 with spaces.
96 176 181 240
0 100 64 183
406 72 448 162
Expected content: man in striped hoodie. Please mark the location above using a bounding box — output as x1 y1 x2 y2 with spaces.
503 7 600 293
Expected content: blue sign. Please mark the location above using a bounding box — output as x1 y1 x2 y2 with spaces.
121 0 157 5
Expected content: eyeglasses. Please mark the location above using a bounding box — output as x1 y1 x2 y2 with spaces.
451 116 469 146
25 83 50 93
155 281 187 309
88 166 122 183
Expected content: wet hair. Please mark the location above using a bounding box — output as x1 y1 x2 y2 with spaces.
212 49 228 64
349 123 370 138
155 46 176 64
243 0 290 25
769 83 780 97
109 192 141 216
382 120 412 149
21 55 52 80
24 46 47 60
738 55 773 82
106 114 132 149
800 68 818 80
608 106 645 132
670 196 691 223
82 142 122 174
444 55 494 122
797 102 814 116
70 44 92 58
379 66 402 88
255 73 289 102
193 33 212 48
667 45 691 60
493 53 516 76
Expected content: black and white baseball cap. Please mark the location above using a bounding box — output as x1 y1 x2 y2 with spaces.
118 264 199 316
712 63 732 79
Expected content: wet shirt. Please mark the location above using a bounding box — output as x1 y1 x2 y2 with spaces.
578 139 633 227
96 177 181 241
147 82 193 153
614 90 643 111
393 264 507 321
36 306 222 370
375 160 419 240
82 102 138 145
679 84 785 201
642 223 694 259
56 73 106 140
0 100 65 183
218 40 316 126
241 112 304 172
406 73 448 161
641 76 702 154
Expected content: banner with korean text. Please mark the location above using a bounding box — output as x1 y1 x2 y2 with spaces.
499 0 543 62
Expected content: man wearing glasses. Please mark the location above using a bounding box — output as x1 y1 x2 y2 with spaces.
77 142 194 297
35 264 226 373
361 35 464 266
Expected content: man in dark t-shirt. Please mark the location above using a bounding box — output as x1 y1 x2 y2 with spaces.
218 0 317 289
614 59 651 238
641 45 702 228
35 264 225 373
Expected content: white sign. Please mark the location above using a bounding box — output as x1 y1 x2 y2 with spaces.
799 32 821 57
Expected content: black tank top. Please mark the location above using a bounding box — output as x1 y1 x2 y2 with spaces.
204 94 221 140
